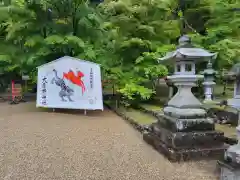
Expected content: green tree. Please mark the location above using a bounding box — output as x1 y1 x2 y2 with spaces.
0 0 104 82
1 0 238 105
190 0 240 70
98 0 179 103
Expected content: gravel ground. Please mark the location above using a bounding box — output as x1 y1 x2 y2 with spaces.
0 102 218 180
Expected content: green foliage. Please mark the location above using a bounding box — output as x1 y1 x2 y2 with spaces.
0 0 238 104
0 0 104 82
118 83 153 100
190 0 240 70
97 0 178 103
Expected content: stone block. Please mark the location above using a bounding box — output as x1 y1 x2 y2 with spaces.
218 161 240 180
143 131 226 162
156 114 215 132
151 125 224 149
143 117 227 161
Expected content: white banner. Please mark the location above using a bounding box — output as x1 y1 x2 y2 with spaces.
36 56 103 110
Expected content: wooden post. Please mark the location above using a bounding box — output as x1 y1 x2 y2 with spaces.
9 80 18 105
84 109 87 115
11 80 15 101
112 84 115 96
25 80 27 92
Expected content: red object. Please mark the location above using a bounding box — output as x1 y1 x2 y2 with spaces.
11 80 22 100
63 70 86 94
11 80 15 100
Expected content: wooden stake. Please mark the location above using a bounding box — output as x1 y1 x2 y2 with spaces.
11 80 15 102
115 99 118 109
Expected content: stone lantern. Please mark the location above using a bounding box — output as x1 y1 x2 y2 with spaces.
227 63 240 107
143 35 225 161
218 63 240 180
159 35 218 119
202 60 217 103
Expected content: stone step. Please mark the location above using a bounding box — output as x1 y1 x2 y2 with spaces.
149 126 225 149
143 131 227 162
156 114 215 132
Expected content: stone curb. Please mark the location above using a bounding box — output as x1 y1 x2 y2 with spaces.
134 105 159 117
137 105 238 145
224 137 237 145
104 103 144 133
207 108 238 126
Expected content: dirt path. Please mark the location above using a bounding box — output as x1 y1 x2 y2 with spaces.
0 102 218 180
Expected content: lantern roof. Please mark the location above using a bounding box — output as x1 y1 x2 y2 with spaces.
158 35 217 63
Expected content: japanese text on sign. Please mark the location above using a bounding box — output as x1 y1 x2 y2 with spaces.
41 77 47 105
90 68 93 89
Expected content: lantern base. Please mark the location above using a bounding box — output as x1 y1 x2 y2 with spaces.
163 106 207 119
143 115 226 161
228 98 240 109
143 113 226 162
218 160 240 180
225 144 240 165
155 113 214 132
225 126 240 165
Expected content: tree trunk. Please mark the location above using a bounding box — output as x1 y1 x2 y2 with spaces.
222 80 227 95
72 16 78 36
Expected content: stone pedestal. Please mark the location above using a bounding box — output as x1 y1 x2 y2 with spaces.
143 75 226 161
203 82 215 103
223 90 240 179
143 114 226 161
218 161 240 180
228 99 240 109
